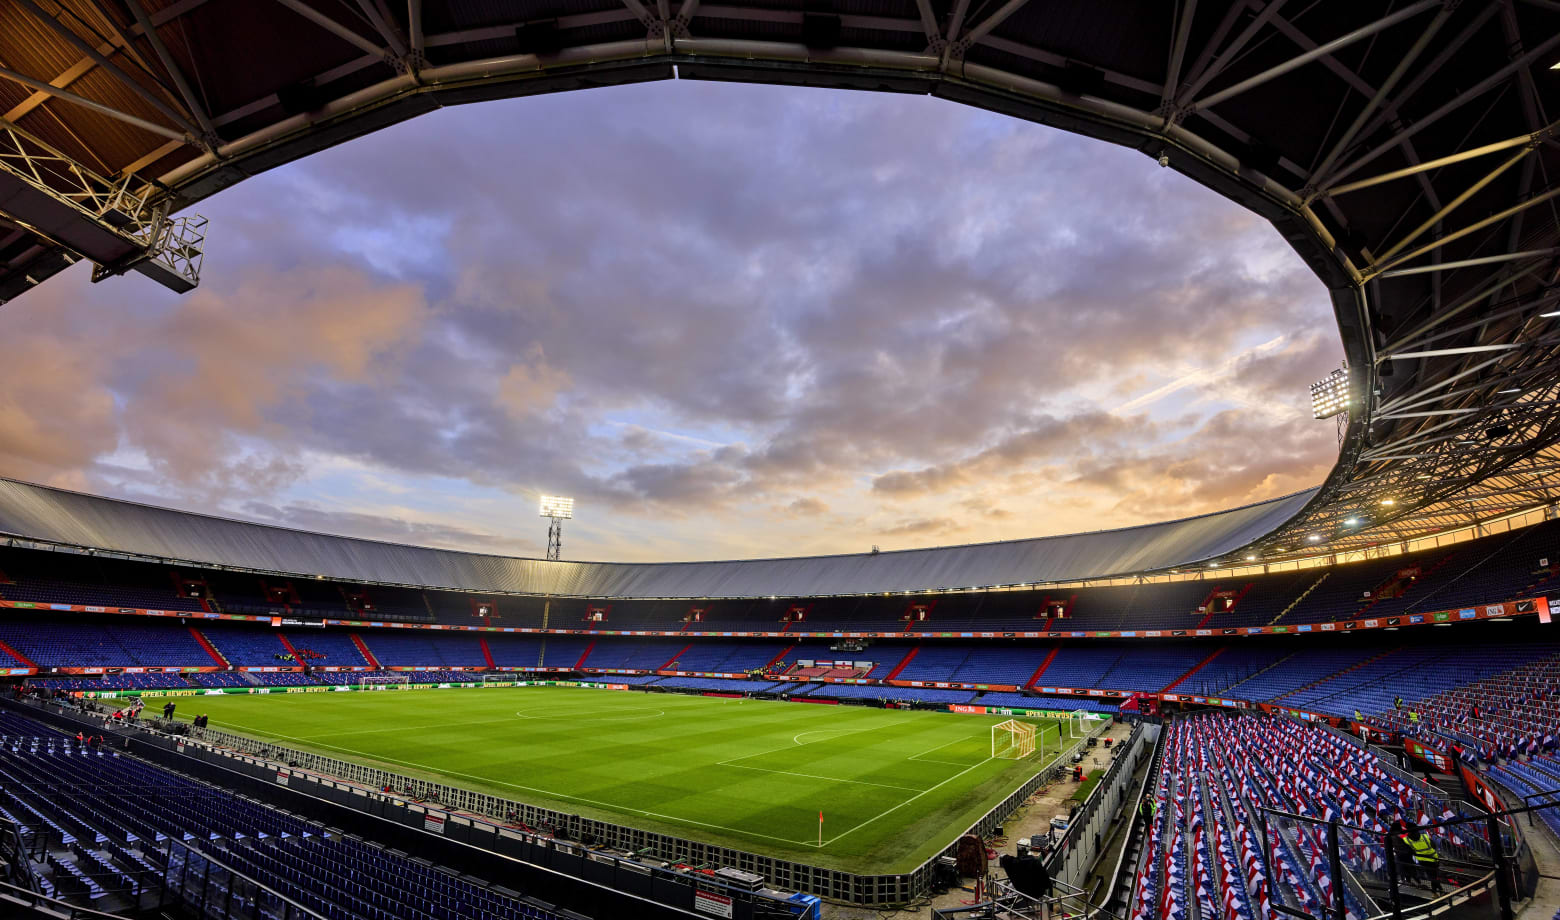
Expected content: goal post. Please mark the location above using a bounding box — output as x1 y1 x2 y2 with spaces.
357 672 411 691
1068 709 1092 739
991 719 1037 760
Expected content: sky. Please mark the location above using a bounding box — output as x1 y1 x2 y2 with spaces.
0 80 1344 563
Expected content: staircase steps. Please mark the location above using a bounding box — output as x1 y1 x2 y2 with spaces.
349 633 381 669
883 647 919 681
189 627 228 667
1268 571 1330 626
275 632 303 665
0 640 37 670
659 644 693 671
1273 647 1400 702
1162 647 1225 692
1024 646 1062 689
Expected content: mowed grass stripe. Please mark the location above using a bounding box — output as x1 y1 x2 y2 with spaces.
181 687 1065 872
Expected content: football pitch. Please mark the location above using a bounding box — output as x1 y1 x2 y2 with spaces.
177 686 1071 873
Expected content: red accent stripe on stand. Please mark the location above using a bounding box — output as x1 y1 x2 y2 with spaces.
1163 646 1226 692
1024 646 1061 688
763 645 795 670
660 643 693 671
479 637 496 669
189 627 228 667
0 640 36 669
883 647 919 681
350 633 381 669
274 632 303 666
574 640 596 670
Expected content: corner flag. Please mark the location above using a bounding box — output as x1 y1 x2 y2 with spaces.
818 810 823 847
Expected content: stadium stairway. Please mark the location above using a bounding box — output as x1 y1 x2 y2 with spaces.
188 627 228 667
349 634 381 669
0 639 36 669
1161 647 1226 692
883 647 918 681
1272 647 1401 703
658 643 693 670
275 632 304 665
1268 572 1330 626
1024 646 1062 688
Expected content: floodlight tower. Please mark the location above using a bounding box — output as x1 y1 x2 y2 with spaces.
539 495 574 561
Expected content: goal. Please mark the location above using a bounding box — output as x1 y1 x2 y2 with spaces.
481 673 518 687
1067 709 1093 739
992 719 1037 760
357 672 411 691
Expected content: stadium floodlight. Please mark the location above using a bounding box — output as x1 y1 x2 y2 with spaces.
539 495 574 561
1245 554 1257 562
1380 498 1395 506
1307 533 1323 542
1344 517 1360 526
1310 367 1352 419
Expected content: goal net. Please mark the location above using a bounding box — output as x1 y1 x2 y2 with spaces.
358 673 411 691
1068 709 1093 739
481 673 518 687
992 719 1037 760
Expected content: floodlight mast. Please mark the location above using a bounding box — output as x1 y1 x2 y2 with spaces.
539 495 574 562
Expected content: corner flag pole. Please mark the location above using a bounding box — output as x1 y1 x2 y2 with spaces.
818 810 823 847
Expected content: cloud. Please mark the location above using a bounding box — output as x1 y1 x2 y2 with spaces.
0 80 1341 561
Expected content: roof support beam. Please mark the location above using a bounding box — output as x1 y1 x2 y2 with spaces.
1161 0 1197 110
912 0 941 48
1304 2 1453 192
1324 30 1560 189
0 65 186 141
1187 0 1440 112
1323 122 1559 197
121 0 219 145
15 0 204 143
407 0 425 59
1369 185 1560 279
270 0 391 58
354 0 410 60
1367 146 1534 270
955 0 1035 53
1177 0 1291 105
1378 248 1560 280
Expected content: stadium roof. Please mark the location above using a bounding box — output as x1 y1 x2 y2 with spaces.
0 477 1316 597
1 0 1559 591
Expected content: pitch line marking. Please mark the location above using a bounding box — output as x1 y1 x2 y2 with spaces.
715 761 925 793
513 708 665 722
821 755 996 848
209 718 821 848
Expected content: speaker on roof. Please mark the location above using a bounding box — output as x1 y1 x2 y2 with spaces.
516 19 561 55
1055 62 1105 97
802 13 842 49
276 80 329 116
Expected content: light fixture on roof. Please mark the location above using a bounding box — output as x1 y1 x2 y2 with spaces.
1245 554 1258 562
1310 367 1352 419
1543 310 1560 317
1344 517 1360 526
539 495 574 561
1498 388 1522 394
1380 498 1395 506
1209 562 1219 568
1307 533 1324 543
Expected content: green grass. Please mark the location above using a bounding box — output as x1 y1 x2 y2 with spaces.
176 686 1066 873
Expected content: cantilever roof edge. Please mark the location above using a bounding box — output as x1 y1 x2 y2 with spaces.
0 478 1317 598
